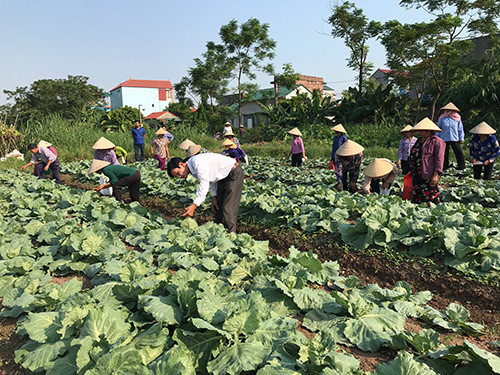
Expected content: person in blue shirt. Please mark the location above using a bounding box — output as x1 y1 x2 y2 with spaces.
436 102 465 170
131 120 146 162
330 124 348 174
469 121 499 180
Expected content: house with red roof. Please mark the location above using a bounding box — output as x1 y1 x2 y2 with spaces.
110 79 174 115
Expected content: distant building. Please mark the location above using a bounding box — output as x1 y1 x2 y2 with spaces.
110 79 174 115
370 69 392 86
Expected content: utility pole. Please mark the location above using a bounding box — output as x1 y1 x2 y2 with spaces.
138 105 142 125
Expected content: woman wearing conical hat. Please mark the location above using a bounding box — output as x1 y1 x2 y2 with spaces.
150 128 170 170
92 137 119 165
362 158 398 195
286 127 306 167
221 138 247 163
223 129 241 147
330 124 348 162
334 140 364 193
437 102 465 170
408 118 446 204
469 122 499 180
397 125 417 175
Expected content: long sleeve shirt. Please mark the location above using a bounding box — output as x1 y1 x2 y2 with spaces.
362 159 398 193
290 137 305 155
331 134 348 160
30 146 57 164
469 135 499 163
187 153 236 206
222 146 246 161
437 116 464 142
93 149 120 165
102 165 137 185
421 135 445 180
398 137 417 161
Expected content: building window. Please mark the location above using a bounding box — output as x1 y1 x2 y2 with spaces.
158 88 167 101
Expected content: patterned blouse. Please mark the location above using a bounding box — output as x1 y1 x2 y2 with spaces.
469 134 499 163
334 153 363 182
151 137 169 158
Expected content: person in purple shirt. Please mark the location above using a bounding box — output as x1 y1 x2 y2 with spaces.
21 144 61 184
131 121 146 161
92 137 120 165
408 118 445 205
286 127 306 167
221 139 247 163
397 125 417 175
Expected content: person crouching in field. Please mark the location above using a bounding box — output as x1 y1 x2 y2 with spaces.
362 158 398 195
32 140 58 177
150 128 170 170
167 153 244 233
114 146 128 164
221 138 247 163
408 118 445 205
89 160 141 202
334 140 364 193
398 125 417 175
469 121 499 180
21 143 61 184
92 137 119 165
286 127 306 167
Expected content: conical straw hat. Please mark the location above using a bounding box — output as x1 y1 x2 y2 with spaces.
186 144 202 157
38 140 52 148
440 102 460 112
224 121 231 126
288 127 302 136
412 117 442 132
470 121 496 135
336 140 364 157
92 137 115 150
221 139 234 146
400 125 413 134
88 159 111 174
224 130 235 137
331 124 347 133
364 158 394 178
155 128 167 135
179 139 195 150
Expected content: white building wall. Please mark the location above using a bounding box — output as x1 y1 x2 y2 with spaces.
110 87 173 113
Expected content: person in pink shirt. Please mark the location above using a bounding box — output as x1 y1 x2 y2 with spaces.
33 140 58 177
286 127 306 167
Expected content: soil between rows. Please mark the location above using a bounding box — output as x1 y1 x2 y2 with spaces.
1 173 498 374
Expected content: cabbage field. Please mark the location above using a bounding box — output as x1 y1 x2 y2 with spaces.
1 158 500 374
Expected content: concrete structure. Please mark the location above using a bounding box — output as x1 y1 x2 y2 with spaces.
110 79 174 115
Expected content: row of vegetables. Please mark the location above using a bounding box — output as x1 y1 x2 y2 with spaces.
1 170 499 374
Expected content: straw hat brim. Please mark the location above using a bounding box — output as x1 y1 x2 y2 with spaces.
470 122 496 135
364 159 394 178
92 137 115 150
186 144 202 157
38 140 52 148
179 139 195 150
400 125 413 134
155 128 167 135
331 124 347 133
224 131 235 137
440 102 460 112
288 127 302 136
336 140 364 157
221 139 234 146
412 118 442 132
88 160 111 174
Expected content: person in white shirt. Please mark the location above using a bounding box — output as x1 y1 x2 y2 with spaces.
21 143 61 184
167 153 244 233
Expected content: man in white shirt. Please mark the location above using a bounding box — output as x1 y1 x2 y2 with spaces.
20 143 61 184
167 153 244 233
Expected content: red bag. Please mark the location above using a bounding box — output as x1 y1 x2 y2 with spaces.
402 172 413 200
328 160 335 171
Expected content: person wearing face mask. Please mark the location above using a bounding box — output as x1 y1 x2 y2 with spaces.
436 102 465 170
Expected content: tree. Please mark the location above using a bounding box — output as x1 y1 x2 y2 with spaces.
272 63 300 105
219 18 276 125
380 0 500 119
328 1 381 94
99 106 141 132
4 75 105 121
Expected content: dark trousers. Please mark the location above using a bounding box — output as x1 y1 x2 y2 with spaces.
473 163 494 180
112 171 141 202
401 160 410 175
291 153 302 167
134 143 145 161
35 159 61 184
341 172 357 193
215 165 244 233
444 141 465 170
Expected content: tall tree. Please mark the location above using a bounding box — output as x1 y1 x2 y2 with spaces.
272 63 300 105
219 18 276 126
328 1 381 94
380 0 500 119
4 75 104 120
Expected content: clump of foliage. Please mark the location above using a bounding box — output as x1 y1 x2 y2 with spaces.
99 106 142 132
0 120 24 156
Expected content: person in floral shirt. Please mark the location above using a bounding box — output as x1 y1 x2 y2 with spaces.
469 121 499 180
150 128 170 170
334 140 364 193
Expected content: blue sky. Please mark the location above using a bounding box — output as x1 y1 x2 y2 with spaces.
1 0 434 105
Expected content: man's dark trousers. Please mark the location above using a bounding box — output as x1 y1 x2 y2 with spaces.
215 165 244 233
